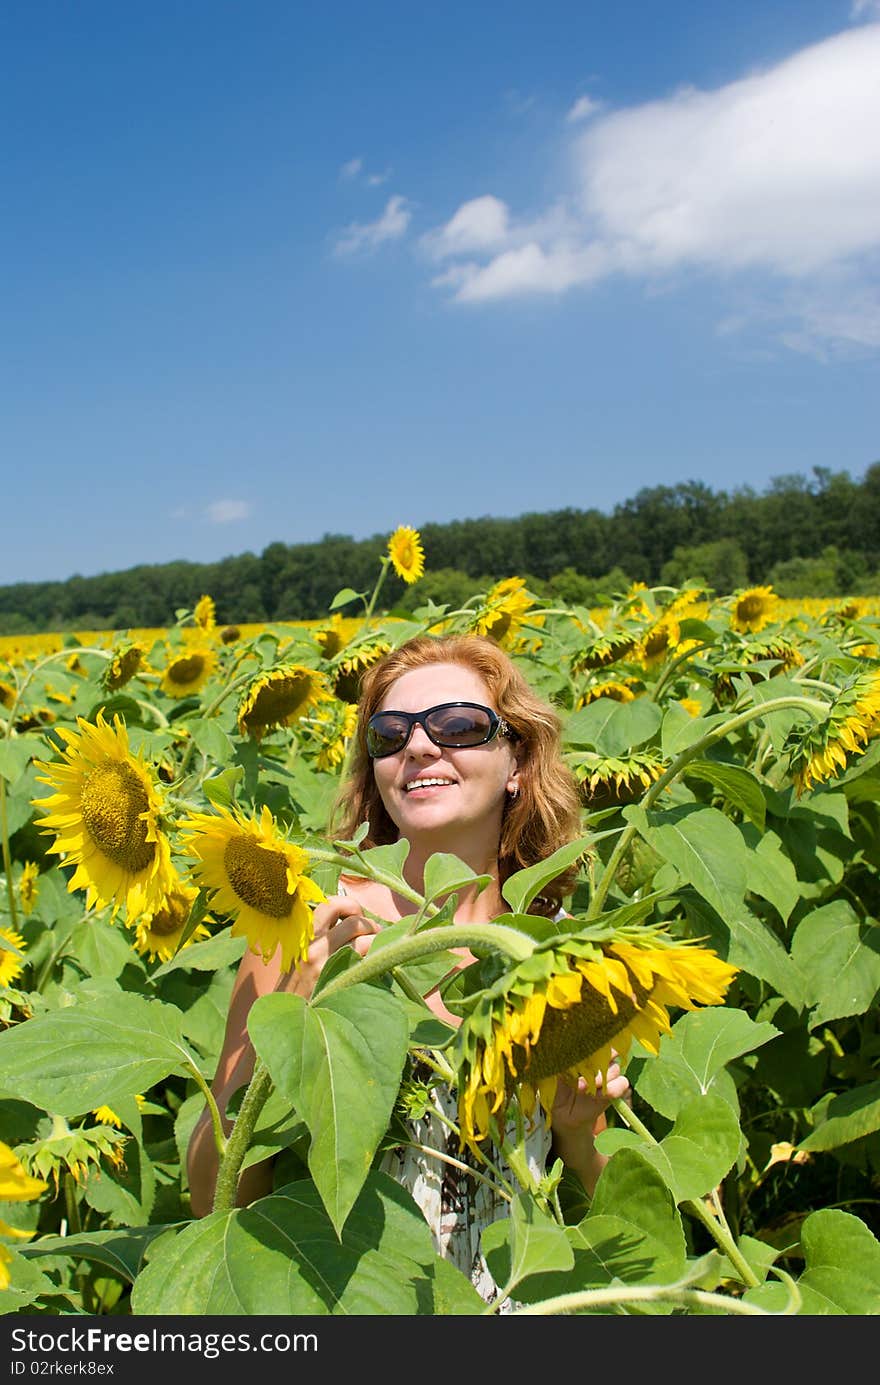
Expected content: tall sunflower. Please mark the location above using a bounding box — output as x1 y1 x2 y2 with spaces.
178 803 325 971
786 669 880 795
454 927 738 1155
387 526 425 584
160 646 217 697
18 861 39 917
194 594 217 631
331 639 392 703
131 876 211 963
237 663 328 740
574 748 667 810
0 1142 49 1291
32 712 175 922
571 631 639 674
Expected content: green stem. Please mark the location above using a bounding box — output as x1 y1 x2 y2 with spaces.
176 670 256 777
212 1061 273 1214
0 775 18 929
183 1060 227 1163
586 692 831 919
508 1284 784 1316
313 923 536 1004
651 642 711 703
363 557 391 620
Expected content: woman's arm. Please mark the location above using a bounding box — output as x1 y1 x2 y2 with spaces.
186 895 380 1217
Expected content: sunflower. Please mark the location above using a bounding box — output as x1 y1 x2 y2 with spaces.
454 928 738 1155
574 748 667 810
576 678 638 707
32 712 176 922
178 803 326 971
571 631 639 674
312 700 359 771
786 669 880 795
387 526 425 584
314 611 347 660
331 639 392 703
470 577 542 647
0 1142 49 1291
194 594 217 631
0 926 26 988
730 585 778 635
102 640 145 692
637 613 682 669
237 663 328 740
18 861 39 916
159 646 217 698
219 624 241 645
713 634 805 703
131 877 211 962
0 678 16 710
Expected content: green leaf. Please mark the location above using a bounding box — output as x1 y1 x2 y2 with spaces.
329 587 363 610
0 1249 57 1314
800 1081 880 1152
635 1008 780 1122
130 1172 483 1315
422 852 492 904
0 738 36 782
0 992 196 1116
188 717 234 765
741 825 800 924
682 759 766 831
249 987 410 1235
150 931 246 979
743 1209 880 1315
353 837 411 885
607 1093 742 1203
480 1191 574 1294
18 1226 174 1284
565 698 662 756
491 1151 687 1307
202 765 244 809
625 802 747 923
501 834 593 914
791 900 880 1027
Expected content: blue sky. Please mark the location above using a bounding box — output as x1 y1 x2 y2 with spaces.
3 1 879 587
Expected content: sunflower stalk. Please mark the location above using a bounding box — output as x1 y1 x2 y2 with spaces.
212 1060 273 1214
363 556 391 621
609 1096 761 1289
0 775 18 929
586 692 831 919
175 670 256 777
313 923 537 1005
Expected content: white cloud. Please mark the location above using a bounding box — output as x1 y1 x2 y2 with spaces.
340 157 363 179
851 1 880 18
565 93 600 123
206 500 252 524
334 194 412 255
424 24 880 347
367 169 391 186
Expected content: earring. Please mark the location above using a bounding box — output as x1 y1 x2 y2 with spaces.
508 783 519 800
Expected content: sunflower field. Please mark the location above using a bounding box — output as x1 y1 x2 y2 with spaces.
1 531 880 1318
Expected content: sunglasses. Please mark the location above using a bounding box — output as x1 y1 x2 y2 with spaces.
365 701 515 759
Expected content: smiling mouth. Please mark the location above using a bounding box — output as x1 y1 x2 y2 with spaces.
403 777 456 793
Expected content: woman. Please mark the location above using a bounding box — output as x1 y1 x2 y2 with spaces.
187 633 630 1300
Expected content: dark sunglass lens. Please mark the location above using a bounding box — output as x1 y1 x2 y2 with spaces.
367 713 410 756
426 705 494 746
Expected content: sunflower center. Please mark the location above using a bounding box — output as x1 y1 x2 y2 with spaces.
247 677 310 725
80 763 156 872
512 969 650 1083
169 655 205 682
147 893 189 936
223 838 293 918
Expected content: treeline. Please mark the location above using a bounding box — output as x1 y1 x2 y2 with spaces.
3 464 879 634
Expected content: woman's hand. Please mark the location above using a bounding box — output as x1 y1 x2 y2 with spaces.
548 1059 632 1198
283 894 382 999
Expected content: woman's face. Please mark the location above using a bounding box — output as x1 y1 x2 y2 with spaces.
371 662 519 849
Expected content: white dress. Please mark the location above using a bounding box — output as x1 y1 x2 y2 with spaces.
377 1064 552 1309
